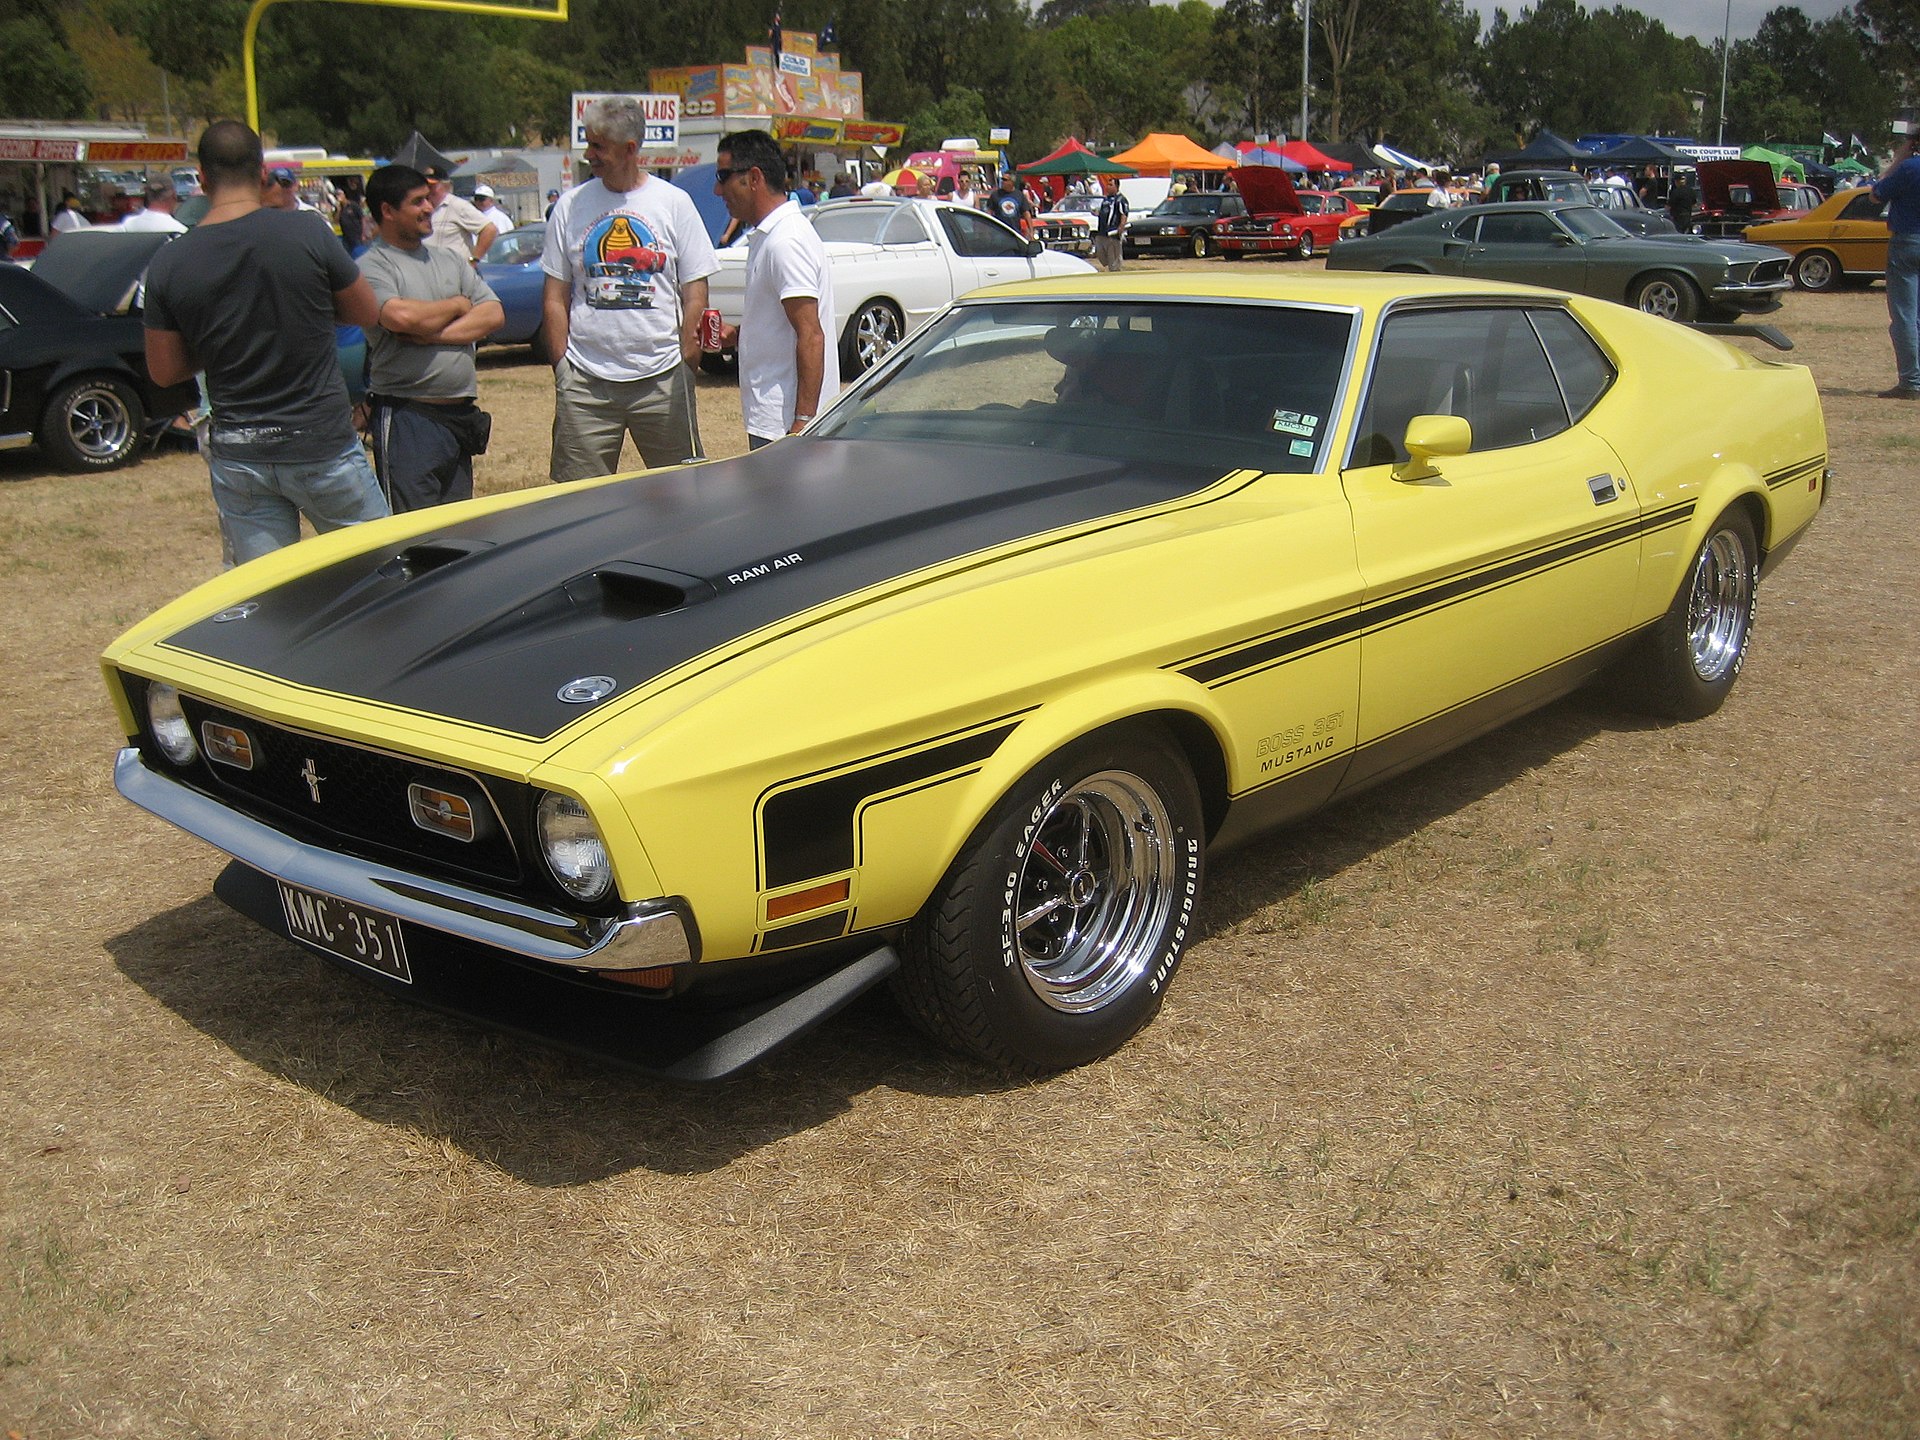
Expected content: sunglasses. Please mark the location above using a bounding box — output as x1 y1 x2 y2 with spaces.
714 167 754 183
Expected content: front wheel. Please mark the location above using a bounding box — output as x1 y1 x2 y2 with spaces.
895 722 1205 1073
1791 248 1841 292
1190 230 1212 259
840 299 903 375
1616 507 1758 720
1297 232 1316 260
1631 270 1700 322
41 374 144 471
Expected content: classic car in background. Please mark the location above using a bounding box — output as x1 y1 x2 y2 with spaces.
1212 168 1359 260
1744 187 1889 291
1477 170 1679 236
1124 190 1246 257
1336 184 1384 212
1033 193 1103 254
0 228 199 471
709 196 1095 374
1329 201 1792 322
476 220 550 359
107 270 1826 1081
1693 160 1814 237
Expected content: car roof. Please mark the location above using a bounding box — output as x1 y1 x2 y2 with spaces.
961 268 1582 311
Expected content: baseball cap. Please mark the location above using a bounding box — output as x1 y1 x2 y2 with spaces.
473 184 495 198
268 166 296 185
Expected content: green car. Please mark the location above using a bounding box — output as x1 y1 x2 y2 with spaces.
1327 201 1791 323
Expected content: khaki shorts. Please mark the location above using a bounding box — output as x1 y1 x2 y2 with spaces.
550 355 703 482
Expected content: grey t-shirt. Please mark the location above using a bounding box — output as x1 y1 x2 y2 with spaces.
143 208 360 463
357 238 498 400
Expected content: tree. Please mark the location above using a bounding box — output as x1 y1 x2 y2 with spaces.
1206 0 1301 140
0 1 92 117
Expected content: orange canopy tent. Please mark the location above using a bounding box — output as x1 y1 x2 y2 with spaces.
1107 132 1233 177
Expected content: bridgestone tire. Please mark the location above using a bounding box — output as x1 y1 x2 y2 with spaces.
41 374 143 472
1617 507 1758 720
895 722 1205 1073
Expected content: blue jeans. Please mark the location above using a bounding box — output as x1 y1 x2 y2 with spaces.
208 438 389 567
1887 232 1920 389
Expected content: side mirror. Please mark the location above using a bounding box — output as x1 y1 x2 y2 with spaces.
1394 413 1471 481
1025 238 1044 258
1553 231 1577 246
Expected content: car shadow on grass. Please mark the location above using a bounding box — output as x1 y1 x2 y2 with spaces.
104 687 1655 1182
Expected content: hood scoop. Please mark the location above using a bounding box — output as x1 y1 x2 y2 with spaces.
565 563 716 620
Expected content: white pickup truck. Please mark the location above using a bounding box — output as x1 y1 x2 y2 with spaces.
708 196 1097 375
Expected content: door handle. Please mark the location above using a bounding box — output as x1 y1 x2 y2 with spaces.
1587 473 1620 504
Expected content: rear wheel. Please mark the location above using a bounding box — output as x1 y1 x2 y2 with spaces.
41 374 144 471
894 722 1205 1073
1630 270 1700 322
840 299 904 375
1790 248 1841 292
1616 507 1758 720
1190 230 1212 259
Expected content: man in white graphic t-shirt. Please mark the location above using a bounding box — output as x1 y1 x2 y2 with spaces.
541 97 718 480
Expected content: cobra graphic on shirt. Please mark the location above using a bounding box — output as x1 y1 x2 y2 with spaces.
582 210 670 310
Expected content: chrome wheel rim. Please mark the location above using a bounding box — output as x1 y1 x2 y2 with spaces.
1011 770 1178 1014
1638 280 1682 319
1299 233 1314 259
66 384 133 461
1796 253 1834 289
854 305 901 369
1686 529 1752 682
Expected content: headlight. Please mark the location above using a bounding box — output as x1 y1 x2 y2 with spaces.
146 681 198 766
536 790 613 902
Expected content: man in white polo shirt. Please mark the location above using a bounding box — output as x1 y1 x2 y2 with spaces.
712 128 839 448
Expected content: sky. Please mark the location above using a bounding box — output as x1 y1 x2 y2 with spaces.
1465 0 1855 42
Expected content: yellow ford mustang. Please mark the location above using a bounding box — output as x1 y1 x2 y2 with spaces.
104 272 1827 1079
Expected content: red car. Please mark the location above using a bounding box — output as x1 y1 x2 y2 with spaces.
1694 160 1816 238
1211 167 1359 260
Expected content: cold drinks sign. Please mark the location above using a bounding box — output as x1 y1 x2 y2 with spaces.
572 93 679 150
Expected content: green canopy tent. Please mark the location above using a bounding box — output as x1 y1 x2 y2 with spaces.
1017 142 1138 178
1832 157 1873 178
1741 144 1807 182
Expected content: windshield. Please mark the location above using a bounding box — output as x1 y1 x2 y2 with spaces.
1558 206 1630 239
1151 195 1228 216
813 298 1355 475
1050 195 1103 214
1380 192 1433 211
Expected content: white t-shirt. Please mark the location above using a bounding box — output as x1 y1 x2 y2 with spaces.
118 208 188 233
477 203 514 233
541 176 719 384
428 193 495 258
740 200 840 440
50 208 90 233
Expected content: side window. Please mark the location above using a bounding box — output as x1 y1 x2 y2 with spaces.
1349 307 1571 467
880 206 931 246
1841 193 1887 222
939 208 1030 258
1477 211 1563 245
1528 308 1616 423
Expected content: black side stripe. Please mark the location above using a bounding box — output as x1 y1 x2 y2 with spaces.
1178 500 1695 688
1765 455 1825 489
757 713 1029 890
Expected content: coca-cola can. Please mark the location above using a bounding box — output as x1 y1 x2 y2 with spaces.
699 308 724 352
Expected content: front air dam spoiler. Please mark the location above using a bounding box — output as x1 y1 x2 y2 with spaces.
213 862 900 1082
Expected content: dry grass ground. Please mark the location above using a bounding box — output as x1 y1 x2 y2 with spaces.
2 265 1915 1439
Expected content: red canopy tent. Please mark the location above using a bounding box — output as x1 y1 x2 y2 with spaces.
1281 141 1352 173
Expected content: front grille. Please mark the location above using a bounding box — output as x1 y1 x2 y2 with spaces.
1750 257 1789 283
176 695 525 884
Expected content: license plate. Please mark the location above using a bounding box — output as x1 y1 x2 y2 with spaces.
275 880 412 983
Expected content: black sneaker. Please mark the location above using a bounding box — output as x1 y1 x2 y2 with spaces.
1879 385 1920 398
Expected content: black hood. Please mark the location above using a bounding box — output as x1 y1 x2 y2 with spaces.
164 439 1223 739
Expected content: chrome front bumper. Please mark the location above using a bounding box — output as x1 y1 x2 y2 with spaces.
115 747 698 971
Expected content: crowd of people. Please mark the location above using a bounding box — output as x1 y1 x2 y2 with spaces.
128 101 834 568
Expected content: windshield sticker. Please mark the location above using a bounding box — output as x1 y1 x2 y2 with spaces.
1289 439 1314 457
1270 409 1319 438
